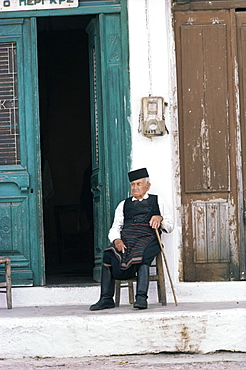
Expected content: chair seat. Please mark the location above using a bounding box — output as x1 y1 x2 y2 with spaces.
115 252 166 307
0 257 12 309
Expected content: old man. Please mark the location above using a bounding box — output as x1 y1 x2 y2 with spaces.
90 168 174 310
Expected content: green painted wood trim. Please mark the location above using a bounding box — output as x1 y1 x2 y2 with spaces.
119 0 131 182
31 17 45 285
87 17 107 281
0 269 33 286
0 1 121 18
97 11 131 252
86 4 131 281
24 18 45 285
0 18 44 286
99 10 131 220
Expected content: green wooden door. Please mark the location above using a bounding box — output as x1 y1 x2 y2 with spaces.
87 13 131 281
0 18 44 286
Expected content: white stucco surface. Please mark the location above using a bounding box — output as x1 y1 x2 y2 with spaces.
128 0 174 205
1 301 245 358
128 0 180 284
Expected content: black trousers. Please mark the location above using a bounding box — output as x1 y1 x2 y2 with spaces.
103 239 160 280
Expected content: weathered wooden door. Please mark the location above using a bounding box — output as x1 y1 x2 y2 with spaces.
0 18 44 285
87 14 131 281
236 11 246 281
174 10 241 281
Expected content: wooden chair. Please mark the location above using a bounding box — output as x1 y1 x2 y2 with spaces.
0 257 12 309
115 252 167 307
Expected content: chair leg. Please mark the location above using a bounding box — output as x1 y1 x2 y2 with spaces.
115 280 120 307
5 259 12 309
115 279 135 306
156 253 167 306
115 256 166 307
128 280 134 304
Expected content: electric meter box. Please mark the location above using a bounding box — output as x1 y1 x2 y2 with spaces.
140 96 167 138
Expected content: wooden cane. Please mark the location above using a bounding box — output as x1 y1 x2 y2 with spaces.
155 229 178 306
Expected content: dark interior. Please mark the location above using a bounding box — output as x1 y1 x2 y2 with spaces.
37 15 95 285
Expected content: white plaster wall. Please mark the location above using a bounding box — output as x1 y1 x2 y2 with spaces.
127 0 181 282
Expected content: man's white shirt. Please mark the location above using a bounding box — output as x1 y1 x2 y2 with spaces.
108 193 174 243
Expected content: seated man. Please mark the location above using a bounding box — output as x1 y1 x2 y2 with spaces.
90 168 174 311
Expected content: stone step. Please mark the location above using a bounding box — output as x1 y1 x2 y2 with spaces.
1 301 246 358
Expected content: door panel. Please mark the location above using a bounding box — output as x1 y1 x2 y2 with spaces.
0 18 44 285
181 24 229 193
236 12 246 280
87 18 106 282
87 14 131 281
175 11 240 281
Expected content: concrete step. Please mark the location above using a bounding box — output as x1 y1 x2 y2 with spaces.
1 300 246 358
1 283 246 358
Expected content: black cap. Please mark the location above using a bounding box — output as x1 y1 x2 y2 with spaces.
128 168 149 182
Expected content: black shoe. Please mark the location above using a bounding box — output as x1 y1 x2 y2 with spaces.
89 265 115 311
90 297 115 311
133 264 149 310
133 296 147 309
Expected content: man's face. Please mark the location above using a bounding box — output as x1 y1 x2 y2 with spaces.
130 178 151 199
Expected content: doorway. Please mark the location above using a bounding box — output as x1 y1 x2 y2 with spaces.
37 15 95 285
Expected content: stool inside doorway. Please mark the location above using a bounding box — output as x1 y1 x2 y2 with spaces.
0 257 12 309
115 252 166 307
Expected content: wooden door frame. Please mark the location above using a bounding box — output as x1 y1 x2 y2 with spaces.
236 10 246 280
173 0 246 11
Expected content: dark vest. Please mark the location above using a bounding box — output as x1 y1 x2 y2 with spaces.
123 194 160 225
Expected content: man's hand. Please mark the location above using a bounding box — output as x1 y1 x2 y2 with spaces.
149 215 163 229
114 239 127 253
